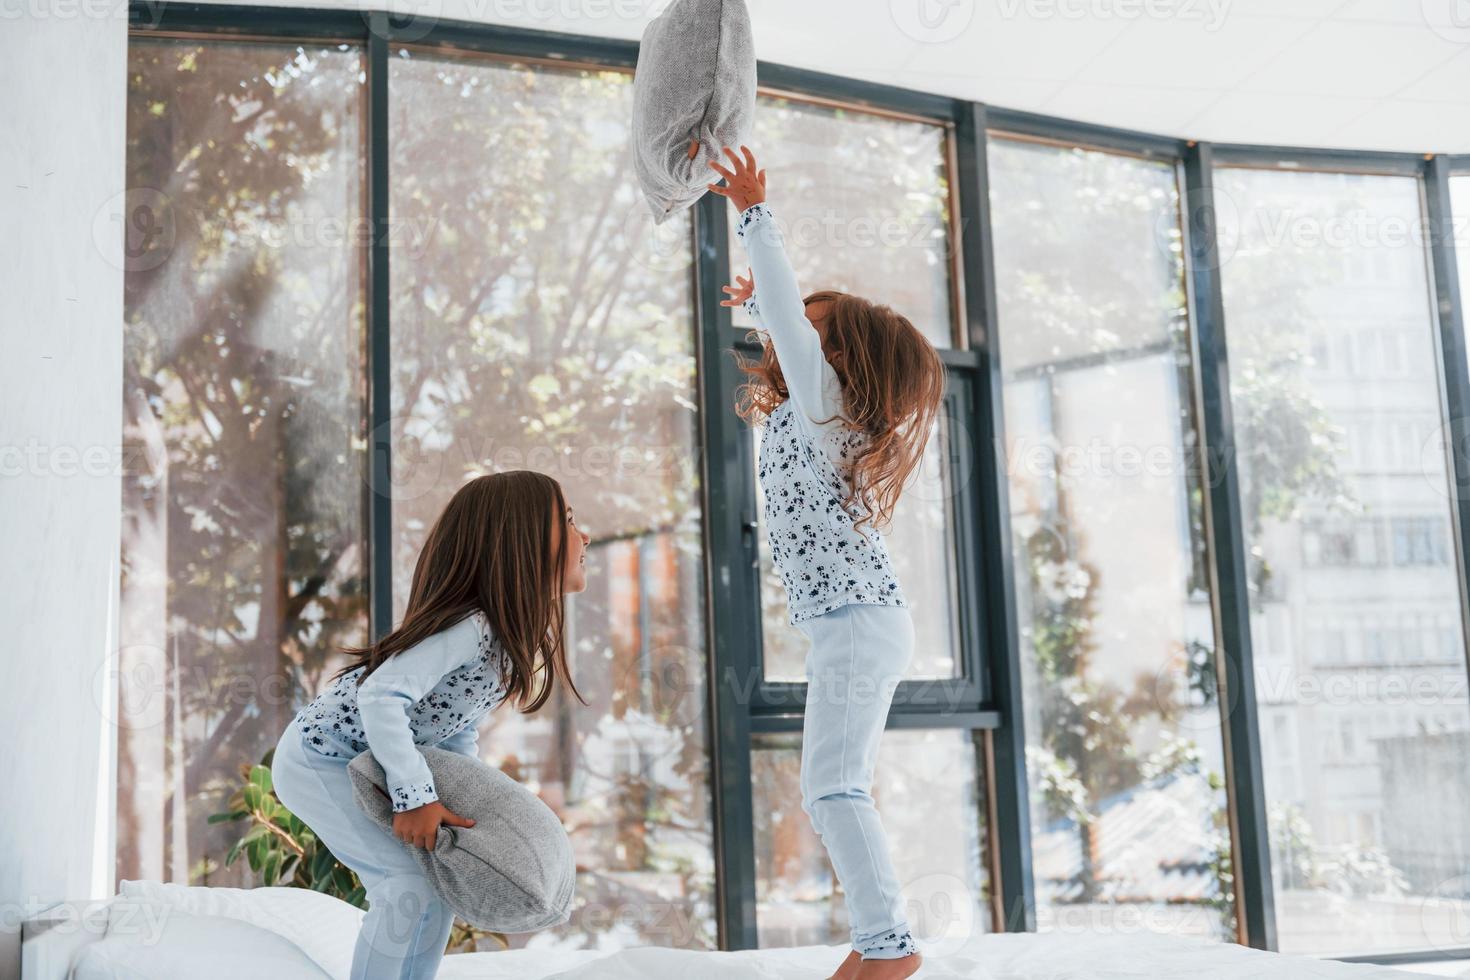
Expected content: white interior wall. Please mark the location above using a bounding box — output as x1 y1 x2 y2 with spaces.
0 7 128 980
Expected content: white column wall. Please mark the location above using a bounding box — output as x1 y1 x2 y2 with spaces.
0 7 129 979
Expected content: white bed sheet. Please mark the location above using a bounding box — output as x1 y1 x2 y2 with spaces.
437 931 1424 979
53 884 1428 980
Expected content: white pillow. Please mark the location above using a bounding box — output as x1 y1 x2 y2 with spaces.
632 0 757 224
114 879 363 979
73 909 332 980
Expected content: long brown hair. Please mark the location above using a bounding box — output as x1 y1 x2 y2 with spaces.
330 470 587 713
733 289 945 535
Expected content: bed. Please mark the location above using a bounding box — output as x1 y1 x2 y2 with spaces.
22 880 1426 979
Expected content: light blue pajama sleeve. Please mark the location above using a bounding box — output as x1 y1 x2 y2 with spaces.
356 614 481 813
734 202 844 434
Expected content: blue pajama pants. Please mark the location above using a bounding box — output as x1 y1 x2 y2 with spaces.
270 725 456 980
797 602 918 960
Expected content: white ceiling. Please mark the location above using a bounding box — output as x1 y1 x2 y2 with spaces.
732 0 1470 153
200 0 1470 153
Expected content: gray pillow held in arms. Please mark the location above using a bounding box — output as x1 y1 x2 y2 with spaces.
348 745 576 934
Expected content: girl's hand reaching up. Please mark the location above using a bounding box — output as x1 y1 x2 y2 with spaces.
707 145 766 213
721 267 754 308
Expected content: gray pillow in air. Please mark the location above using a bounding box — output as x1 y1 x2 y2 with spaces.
348 746 575 934
632 0 756 224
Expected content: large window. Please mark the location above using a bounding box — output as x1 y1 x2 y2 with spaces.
387 50 714 949
989 135 1237 941
118 38 367 886
1214 167 1470 958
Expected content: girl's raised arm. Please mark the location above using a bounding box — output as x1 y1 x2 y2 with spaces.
356 613 483 812
710 147 840 433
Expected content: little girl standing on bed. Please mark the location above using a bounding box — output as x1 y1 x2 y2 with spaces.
708 146 945 980
270 470 590 980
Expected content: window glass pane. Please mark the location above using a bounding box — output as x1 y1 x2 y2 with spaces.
751 729 990 950
729 96 955 348
388 51 714 951
118 39 367 886
989 135 1236 941
755 406 964 682
1216 166 1470 957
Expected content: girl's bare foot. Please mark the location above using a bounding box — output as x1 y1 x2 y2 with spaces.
828 949 862 980
853 951 923 979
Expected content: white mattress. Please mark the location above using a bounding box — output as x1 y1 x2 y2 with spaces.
50 883 1426 980
436 932 1424 979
